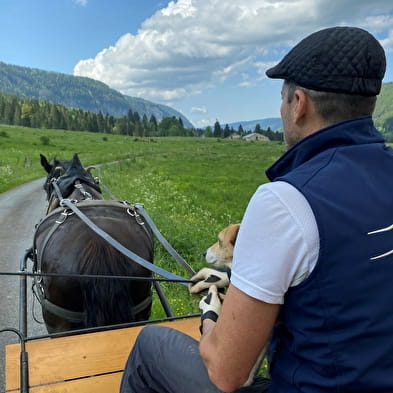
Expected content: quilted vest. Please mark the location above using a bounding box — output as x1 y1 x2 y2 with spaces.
265 116 393 393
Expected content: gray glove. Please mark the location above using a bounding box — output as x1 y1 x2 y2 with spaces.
189 266 231 294
199 285 224 333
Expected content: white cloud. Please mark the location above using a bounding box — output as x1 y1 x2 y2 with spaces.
73 0 88 6
364 15 393 52
380 29 393 52
191 106 208 113
74 0 393 102
196 117 215 128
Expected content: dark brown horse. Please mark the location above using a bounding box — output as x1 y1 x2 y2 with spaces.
34 154 154 333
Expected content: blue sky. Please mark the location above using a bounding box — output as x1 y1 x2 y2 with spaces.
1 0 393 128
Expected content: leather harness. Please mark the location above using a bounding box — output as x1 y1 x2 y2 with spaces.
32 198 153 323
32 178 195 323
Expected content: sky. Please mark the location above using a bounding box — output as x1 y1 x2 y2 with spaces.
1 0 393 128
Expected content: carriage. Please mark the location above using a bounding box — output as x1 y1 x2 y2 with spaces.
2 154 201 393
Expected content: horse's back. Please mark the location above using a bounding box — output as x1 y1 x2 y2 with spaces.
33 200 155 333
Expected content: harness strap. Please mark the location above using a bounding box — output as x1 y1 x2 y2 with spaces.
60 198 191 286
95 174 195 276
33 283 84 323
133 203 196 275
34 213 66 275
33 280 152 323
33 179 192 323
33 187 155 323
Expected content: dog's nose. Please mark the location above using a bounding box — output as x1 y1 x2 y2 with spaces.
203 251 207 257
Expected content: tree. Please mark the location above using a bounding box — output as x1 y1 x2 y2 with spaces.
204 126 213 137
158 116 183 136
213 120 222 137
21 103 33 127
134 121 143 137
149 115 158 136
133 111 140 124
13 103 21 125
83 112 98 132
4 97 17 124
223 124 231 138
97 111 105 132
49 105 62 129
127 109 135 123
106 115 115 133
118 117 130 135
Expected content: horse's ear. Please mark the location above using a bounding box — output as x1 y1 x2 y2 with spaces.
40 154 52 174
72 153 82 167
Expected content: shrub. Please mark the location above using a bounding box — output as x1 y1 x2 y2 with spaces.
40 136 50 145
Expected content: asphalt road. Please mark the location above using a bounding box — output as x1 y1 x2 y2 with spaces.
0 178 48 392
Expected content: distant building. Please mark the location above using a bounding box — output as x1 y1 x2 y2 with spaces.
227 132 241 139
242 133 270 141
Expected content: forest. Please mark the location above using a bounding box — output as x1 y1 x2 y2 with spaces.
0 91 283 140
0 91 194 137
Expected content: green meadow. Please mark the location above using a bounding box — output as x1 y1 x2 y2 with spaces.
0 124 286 319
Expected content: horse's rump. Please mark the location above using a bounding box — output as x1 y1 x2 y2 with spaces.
34 200 154 331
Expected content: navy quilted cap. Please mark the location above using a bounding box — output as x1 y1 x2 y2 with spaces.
266 26 386 96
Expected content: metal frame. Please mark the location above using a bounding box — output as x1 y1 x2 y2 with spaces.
13 248 198 393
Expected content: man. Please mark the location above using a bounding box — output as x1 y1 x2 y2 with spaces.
120 26 392 393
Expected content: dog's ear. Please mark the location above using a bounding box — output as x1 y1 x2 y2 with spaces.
229 224 240 245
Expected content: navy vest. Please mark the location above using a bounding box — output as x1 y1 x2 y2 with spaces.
265 116 393 393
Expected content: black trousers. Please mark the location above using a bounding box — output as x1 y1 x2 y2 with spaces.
120 325 271 393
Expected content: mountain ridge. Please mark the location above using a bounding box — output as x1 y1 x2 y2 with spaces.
0 61 194 128
226 117 282 132
1 60 392 133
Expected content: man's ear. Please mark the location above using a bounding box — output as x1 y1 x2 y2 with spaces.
293 89 308 124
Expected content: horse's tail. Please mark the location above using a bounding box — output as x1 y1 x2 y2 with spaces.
79 238 152 328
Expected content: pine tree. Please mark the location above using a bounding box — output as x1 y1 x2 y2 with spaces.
213 120 222 137
223 124 231 138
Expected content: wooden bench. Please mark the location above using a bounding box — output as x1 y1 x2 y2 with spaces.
5 317 200 393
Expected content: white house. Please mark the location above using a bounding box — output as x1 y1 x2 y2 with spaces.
242 133 270 141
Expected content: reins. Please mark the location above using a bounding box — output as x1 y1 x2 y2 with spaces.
51 180 196 280
31 175 196 323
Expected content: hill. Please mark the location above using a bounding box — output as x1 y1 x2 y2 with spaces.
0 61 193 128
374 81 393 129
227 117 282 132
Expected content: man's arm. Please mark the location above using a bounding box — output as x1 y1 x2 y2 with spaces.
199 284 280 393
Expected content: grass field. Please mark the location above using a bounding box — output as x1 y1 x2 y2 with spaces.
0 124 286 319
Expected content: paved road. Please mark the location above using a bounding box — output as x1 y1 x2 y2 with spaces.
0 178 48 392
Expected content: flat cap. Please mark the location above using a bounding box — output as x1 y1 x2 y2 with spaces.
266 26 386 96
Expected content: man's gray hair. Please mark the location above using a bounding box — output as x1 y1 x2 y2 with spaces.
284 80 377 125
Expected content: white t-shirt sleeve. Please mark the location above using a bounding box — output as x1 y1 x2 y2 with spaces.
230 181 319 305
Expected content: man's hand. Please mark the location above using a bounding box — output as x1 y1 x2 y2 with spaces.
199 285 225 333
189 266 231 294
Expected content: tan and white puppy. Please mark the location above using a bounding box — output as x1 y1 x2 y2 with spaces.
203 223 268 386
204 223 240 268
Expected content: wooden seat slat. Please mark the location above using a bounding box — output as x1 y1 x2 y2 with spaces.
30 373 121 393
5 317 200 392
